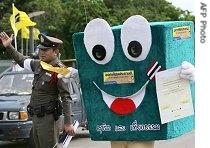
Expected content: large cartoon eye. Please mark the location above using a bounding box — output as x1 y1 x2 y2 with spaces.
128 41 142 58
121 15 152 61
92 45 106 61
84 18 114 64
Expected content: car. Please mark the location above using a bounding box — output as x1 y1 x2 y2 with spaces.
0 67 87 147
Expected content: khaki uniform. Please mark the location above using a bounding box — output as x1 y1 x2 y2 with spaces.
6 45 72 148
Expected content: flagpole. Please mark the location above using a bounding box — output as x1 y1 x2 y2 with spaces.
11 3 19 72
21 37 23 54
26 39 28 56
12 3 17 50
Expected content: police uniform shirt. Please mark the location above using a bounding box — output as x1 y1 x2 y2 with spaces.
6 45 72 125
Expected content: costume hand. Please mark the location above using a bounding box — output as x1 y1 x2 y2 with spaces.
0 31 14 48
57 67 78 83
180 61 195 81
64 124 75 136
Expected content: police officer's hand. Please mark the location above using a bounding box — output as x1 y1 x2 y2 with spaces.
180 61 195 82
64 124 75 136
57 67 78 83
0 31 14 48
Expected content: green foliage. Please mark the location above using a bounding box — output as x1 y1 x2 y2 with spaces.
0 0 195 60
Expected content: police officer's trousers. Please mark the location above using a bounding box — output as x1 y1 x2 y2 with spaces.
32 113 61 148
110 141 155 148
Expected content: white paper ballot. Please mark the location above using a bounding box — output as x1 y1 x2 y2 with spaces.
63 120 79 148
155 66 194 124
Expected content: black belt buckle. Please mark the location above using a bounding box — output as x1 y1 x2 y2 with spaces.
45 104 54 114
34 106 45 117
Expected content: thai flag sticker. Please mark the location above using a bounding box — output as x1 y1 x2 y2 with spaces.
146 61 162 80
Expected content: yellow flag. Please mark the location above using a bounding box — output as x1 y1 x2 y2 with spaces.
10 5 36 36
33 28 40 40
21 27 29 39
21 27 40 40
40 61 70 75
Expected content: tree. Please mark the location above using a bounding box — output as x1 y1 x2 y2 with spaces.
60 0 110 59
0 0 195 60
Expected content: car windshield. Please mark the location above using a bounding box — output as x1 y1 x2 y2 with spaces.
0 73 34 95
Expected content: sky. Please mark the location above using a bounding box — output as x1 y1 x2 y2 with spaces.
166 0 195 14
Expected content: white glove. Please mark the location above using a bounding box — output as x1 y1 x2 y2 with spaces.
57 67 78 83
180 61 195 81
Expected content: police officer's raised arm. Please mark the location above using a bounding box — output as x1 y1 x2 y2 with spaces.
0 32 25 66
0 31 33 71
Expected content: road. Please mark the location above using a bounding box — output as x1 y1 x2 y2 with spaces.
71 128 195 148
0 128 195 148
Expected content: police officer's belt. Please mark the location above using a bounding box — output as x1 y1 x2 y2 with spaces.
27 102 55 117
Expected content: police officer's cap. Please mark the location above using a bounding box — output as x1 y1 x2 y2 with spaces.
37 33 63 49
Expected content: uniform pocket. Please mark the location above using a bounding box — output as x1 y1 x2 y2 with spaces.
33 72 52 90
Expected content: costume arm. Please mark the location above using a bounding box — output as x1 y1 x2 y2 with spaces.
180 61 195 82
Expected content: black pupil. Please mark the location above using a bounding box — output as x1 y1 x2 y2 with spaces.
128 41 142 58
92 45 106 61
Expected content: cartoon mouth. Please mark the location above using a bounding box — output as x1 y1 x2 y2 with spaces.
93 80 149 115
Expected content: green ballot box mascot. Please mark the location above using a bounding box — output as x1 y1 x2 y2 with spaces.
65 15 195 141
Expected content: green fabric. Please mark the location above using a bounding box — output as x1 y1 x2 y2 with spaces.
73 20 195 141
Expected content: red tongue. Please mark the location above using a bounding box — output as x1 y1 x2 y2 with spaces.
110 98 136 115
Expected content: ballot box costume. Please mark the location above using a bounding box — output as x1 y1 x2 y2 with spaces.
6 34 72 148
72 15 195 141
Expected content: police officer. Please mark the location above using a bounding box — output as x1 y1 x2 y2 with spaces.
0 31 75 148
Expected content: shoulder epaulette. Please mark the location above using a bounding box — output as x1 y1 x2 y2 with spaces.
56 61 66 68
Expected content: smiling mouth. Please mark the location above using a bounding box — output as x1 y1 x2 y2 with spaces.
93 80 149 115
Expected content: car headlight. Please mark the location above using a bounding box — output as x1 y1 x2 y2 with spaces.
8 112 19 120
8 111 28 120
